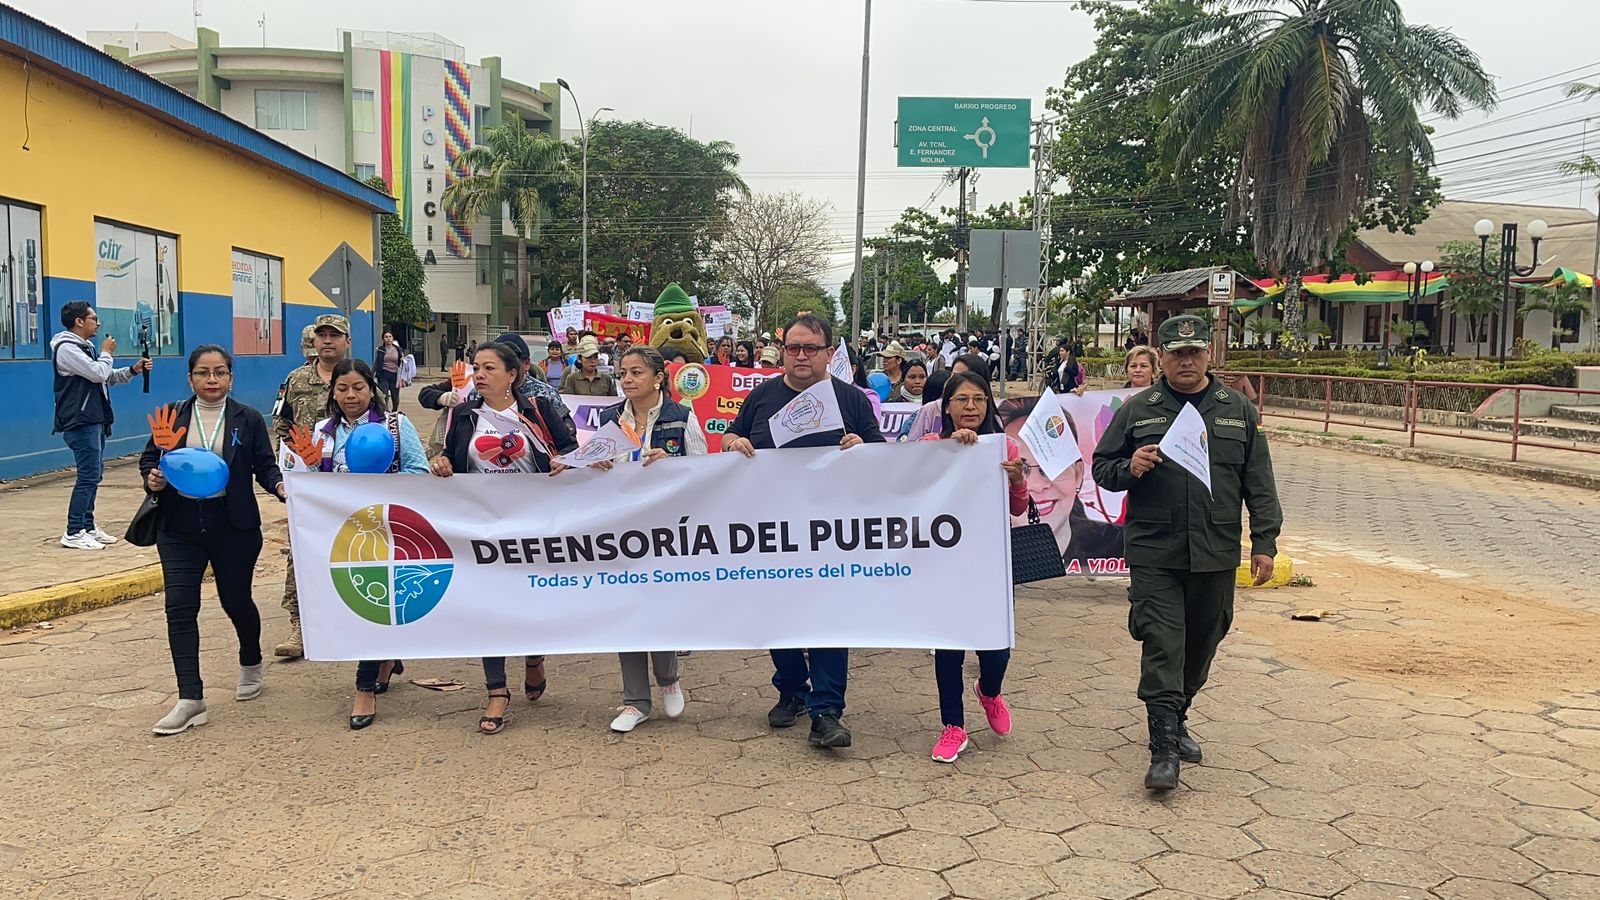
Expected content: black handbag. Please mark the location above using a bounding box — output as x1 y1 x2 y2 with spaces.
124 491 162 547
1011 498 1066 585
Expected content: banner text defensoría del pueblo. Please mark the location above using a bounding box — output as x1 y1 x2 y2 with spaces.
286 437 1014 660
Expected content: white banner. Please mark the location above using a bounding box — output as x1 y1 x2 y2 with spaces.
286 438 1014 659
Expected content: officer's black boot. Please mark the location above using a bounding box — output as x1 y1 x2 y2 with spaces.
1144 710 1181 792
1175 701 1202 764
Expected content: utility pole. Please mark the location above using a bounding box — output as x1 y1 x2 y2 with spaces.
872 257 881 339
955 166 970 332
848 0 873 346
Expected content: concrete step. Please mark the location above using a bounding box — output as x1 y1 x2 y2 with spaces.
1549 404 1600 426
1476 415 1600 443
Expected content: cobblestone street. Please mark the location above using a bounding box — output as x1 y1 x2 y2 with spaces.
2 443 1598 899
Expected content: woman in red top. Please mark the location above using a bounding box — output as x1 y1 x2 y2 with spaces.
921 371 1028 763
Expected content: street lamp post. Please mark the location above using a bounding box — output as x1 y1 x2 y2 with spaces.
1402 260 1435 358
1475 217 1547 367
556 79 610 305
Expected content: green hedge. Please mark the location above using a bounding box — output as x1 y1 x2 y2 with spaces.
1225 360 1576 412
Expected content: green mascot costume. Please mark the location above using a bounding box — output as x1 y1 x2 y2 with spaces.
648 283 709 363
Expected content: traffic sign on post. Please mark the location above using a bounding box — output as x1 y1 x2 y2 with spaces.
896 97 1031 168
309 242 380 320
968 229 1041 289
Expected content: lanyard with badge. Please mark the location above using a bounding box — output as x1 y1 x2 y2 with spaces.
193 405 226 453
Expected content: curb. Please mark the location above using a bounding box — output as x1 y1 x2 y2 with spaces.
1237 553 1295 589
1266 427 1600 492
0 565 164 630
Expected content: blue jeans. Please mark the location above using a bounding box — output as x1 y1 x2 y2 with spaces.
770 648 848 719
62 425 105 534
934 648 1010 729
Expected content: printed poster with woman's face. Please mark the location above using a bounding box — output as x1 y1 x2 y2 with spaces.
998 389 1136 575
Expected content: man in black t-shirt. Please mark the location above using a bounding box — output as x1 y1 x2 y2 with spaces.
725 314 885 749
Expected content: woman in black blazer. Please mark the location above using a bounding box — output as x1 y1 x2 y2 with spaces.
429 341 577 734
139 344 285 736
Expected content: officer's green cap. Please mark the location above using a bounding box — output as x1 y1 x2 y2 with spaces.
312 313 351 335
1157 315 1209 351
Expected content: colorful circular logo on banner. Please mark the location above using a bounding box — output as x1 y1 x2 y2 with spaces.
328 504 453 626
674 363 711 401
1044 415 1067 440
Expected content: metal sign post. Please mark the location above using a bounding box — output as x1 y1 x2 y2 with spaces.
1209 269 1234 369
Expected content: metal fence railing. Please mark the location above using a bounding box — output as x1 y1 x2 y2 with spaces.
1216 370 1600 463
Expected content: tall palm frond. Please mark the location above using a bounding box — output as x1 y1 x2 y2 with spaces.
443 118 574 234
1151 0 1495 341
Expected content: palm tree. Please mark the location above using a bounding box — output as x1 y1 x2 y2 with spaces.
1520 281 1592 348
1559 80 1600 349
443 118 573 328
1154 0 1495 348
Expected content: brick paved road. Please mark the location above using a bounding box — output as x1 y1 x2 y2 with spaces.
1273 443 1600 605
1 443 1598 898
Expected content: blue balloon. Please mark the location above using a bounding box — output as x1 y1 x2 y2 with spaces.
345 422 396 474
160 447 229 498
867 371 892 402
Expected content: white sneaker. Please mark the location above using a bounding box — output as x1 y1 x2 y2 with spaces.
610 706 649 732
88 526 118 545
60 531 105 551
661 683 686 719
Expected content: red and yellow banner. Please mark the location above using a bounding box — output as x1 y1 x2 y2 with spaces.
584 311 651 342
665 363 781 450
1254 270 1451 304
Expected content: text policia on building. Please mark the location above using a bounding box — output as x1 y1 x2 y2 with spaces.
470 515 965 567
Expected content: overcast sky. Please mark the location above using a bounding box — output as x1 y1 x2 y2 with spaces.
19 0 1600 300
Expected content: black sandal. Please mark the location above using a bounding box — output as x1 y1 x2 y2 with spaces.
479 689 512 735
524 656 547 702
374 660 405 694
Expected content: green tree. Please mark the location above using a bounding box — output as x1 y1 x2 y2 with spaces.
442 119 573 327
1520 280 1592 346
1557 87 1600 349
1048 0 1256 298
1153 0 1495 345
543 121 748 305
1246 316 1285 348
839 239 956 331
1438 239 1500 358
770 279 841 336
364 177 430 327
875 202 1029 328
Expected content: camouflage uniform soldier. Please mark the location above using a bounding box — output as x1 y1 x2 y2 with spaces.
271 314 351 658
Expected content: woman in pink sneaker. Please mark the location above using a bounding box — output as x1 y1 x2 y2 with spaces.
922 372 1028 762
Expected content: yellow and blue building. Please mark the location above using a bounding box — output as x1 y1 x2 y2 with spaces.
0 5 396 478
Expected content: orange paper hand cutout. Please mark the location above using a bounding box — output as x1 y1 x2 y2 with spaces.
287 425 324 470
147 404 188 451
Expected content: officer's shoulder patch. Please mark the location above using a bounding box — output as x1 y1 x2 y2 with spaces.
1133 416 1169 428
1215 417 1247 428
1215 389 1231 401
1145 391 1163 404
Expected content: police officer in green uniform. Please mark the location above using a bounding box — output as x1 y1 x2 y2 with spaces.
1091 314 1282 792
271 313 351 659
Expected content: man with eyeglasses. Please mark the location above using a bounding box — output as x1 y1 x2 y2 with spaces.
51 301 154 550
724 313 885 749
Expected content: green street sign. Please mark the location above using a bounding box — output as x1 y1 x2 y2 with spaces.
896 97 1032 168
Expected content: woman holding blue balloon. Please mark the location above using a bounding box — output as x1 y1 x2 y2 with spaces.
139 344 284 736
289 358 428 730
